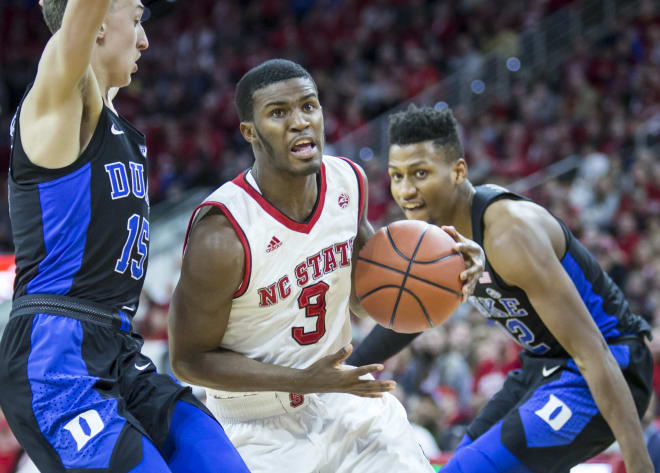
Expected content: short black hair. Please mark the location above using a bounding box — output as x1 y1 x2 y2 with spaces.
234 59 316 122
388 104 464 161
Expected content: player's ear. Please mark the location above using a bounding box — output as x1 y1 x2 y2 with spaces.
239 122 257 144
97 23 107 43
452 159 468 185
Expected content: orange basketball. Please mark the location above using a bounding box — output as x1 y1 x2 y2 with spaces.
355 220 465 333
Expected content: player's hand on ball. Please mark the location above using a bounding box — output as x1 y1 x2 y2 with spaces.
302 345 396 398
441 226 485 302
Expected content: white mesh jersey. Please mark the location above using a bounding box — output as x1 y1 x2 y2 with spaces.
185 155 365 373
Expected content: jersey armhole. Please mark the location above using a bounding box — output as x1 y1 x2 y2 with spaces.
337 157 366 229
184 202 252 298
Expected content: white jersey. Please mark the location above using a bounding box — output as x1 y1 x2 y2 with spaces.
185 155 365 390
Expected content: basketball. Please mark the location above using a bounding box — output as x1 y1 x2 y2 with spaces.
355 220 465 333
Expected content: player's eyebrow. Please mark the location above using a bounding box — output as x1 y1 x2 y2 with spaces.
388 160 427 169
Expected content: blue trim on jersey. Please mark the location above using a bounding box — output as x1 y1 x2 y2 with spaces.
27 314 126 469
567 343 631 372
120 311 131 332
442 422 531 473
561 252 620 339
27 163 92 295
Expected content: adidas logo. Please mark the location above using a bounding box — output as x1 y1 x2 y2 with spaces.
266 236 282 253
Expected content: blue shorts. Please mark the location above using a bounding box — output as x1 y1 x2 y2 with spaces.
445 336 652 473
0 311 250 472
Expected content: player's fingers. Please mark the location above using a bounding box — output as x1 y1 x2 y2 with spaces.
441 225 460 242
332 344 353 364
460 263 484 282
352 392 384 398
355 363 385 376
354 380 396 393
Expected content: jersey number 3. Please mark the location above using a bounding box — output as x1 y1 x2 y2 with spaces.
115 214 149 280
292 281 329 345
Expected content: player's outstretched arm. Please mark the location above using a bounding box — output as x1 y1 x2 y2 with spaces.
349 164 376 319
346 325 422 366
22 0 114 169
168 211 395 398
41 0 112 93
486 204 653 473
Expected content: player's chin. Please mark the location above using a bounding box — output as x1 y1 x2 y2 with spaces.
402 207 429 221
289 153 323 175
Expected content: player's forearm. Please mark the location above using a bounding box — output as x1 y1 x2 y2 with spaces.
579 353 652 472
171 349 309 393
347 324 421 366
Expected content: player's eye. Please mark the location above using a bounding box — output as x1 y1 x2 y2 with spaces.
302 102 316 112
271 109 285 118
390 173 402 181
415 169 427 179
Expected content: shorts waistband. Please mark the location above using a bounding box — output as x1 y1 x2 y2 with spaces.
206 390 311 422
10 294 132 332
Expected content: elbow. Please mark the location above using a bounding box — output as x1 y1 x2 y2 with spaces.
169 349 194 384
572 338 611 376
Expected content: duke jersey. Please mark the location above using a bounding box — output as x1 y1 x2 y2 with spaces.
8 99 149 315
185 155 364 371
469 184 650 357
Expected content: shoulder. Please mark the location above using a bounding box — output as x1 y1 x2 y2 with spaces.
326 155 368 181
185 209 245 271
483 199 558 280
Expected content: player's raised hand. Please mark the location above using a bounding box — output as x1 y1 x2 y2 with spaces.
302 345 397 398
442 225 485 302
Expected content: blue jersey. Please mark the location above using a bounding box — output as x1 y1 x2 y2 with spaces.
469 184 650 357
8 98 149 315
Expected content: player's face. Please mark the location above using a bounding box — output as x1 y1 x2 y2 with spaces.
248 77 324 176
388 141 464 225
98 0 149 87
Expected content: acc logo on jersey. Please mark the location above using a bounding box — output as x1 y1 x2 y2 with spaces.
338 193 350 208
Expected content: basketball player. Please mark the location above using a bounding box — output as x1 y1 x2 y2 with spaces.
347 105 654 473
167 59 484 472
0 1 249 471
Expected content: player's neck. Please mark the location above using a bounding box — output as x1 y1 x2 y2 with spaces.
251 166 319 223
90 63 119 113
451 182 476 240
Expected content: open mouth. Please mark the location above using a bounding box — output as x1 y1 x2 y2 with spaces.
402 203 425 213
290 138 317 158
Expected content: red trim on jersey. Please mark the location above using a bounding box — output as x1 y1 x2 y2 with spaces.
184 202 251 298
338 157 366 229
231 163 327 234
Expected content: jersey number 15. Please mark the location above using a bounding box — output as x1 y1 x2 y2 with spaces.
115 214 149 280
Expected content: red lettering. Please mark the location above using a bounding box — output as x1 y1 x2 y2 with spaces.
307 253 323 280
295 262 309 286
335 241 350 267
278 275 291 299
322 246 337 273
258 284 278 307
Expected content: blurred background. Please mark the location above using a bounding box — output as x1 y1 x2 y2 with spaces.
1 0 660 471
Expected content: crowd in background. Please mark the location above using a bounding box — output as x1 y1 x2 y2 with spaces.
1 0 660 469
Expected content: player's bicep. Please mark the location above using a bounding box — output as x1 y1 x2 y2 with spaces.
489 224 607 360
350 165 374 317
40 0 112 99
168 214 244 358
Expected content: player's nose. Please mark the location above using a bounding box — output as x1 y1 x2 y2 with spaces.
137 25 149 51
396 178 417 199
289 108 310 131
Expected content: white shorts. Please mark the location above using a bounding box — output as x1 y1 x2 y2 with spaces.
207 391 435 473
